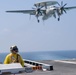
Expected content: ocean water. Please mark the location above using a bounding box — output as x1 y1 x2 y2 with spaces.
0 50 76 63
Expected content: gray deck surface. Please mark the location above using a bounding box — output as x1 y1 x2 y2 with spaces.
2 60 76 75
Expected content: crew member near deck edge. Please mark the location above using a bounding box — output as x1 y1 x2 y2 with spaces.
4 45 24 67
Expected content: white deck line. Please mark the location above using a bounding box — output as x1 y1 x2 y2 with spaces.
54 60 76 64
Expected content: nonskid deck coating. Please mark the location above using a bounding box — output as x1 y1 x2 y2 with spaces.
2 60 76 75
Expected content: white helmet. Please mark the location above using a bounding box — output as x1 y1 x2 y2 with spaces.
10 45 18 52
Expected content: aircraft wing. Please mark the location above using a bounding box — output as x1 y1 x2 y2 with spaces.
6 10 36 15
6 9 46 15
34 1 58 7
64 6 76 10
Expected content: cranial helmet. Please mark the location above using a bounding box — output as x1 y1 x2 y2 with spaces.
10 45 18 52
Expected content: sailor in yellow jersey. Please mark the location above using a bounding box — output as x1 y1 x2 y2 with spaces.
4 45 24 67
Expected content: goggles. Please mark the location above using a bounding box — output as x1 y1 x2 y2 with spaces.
12 48 18 52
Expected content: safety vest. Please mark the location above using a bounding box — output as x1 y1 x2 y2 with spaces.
4 53 24 67
10 53 21 63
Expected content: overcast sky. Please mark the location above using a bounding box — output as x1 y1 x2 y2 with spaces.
0 0 76 52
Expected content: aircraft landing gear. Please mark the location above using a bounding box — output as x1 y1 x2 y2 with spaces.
36 16 40 23
58 18 60 21
38 19 40 23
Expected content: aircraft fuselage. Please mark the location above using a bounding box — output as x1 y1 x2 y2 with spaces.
42 6 55 20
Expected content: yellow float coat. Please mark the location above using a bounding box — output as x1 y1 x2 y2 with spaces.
4 53 24 67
